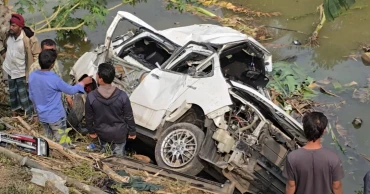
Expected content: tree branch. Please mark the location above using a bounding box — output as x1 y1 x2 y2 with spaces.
35 4 65 26
34 1 129 35
108 3 125 11
56 2 81 28
36 22 85 34
41 11 51 29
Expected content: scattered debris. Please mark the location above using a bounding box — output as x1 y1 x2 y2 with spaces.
107 169 163 192
335 118 352 147
263 26 307 35
293 40 302 45
343 54 361 61
267 61 318 115
197 0 281 17
316 77 333 85
352 118 362 129
132 154 151 163
360 153 370 163
332 81 343 90
361 43 370 52
308 4 325 47
58 52 79 59
362 52 370 66
344 81 358 87
319 87 339 97
327 123 346 154
0 132 49 156
31 168 69 194
167 0 276 40
63 43 75 49
352 77 370 103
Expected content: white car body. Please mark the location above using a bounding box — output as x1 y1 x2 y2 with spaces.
70 11 306 194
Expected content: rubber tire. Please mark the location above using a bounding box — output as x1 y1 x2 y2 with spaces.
66 93 85 129
155 123 205 176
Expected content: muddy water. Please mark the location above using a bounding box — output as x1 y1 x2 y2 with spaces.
237 0 370 192
7 0 370 192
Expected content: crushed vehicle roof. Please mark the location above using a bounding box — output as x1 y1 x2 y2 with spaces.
117 11 250 46
158 24 249 46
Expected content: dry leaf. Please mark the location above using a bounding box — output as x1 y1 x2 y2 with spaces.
335 117 353 147
270 89 281 105
335 122 347 137
343 81 358 87
132 154 151 163
63 43 75 49
308 82 321 89
353 88 369 103
316 77 332 85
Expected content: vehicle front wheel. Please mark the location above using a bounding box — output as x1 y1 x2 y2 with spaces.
155 123 205 176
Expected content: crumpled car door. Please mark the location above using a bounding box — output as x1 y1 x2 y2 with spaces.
162 41 233 116
129 68 188 131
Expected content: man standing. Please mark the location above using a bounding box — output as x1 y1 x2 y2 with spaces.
28 39 73 107
85 62 136 157
2 13 41 119
29 39 62 77
283 112 344 194
364 171 370 194
28 50 91 146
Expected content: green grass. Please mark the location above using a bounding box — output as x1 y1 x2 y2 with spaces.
62 162 104 184
0 153 14 166
0 183 38 194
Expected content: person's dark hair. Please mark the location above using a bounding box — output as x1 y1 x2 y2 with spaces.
302 112 328 142
39 49 57 70
97 63 115 84
41 39 56 50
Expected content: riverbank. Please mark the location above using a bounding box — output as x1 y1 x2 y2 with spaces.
2 0 370 192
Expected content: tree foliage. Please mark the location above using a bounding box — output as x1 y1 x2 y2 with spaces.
14 0 146 39
165 0 200 13
324 0 356 21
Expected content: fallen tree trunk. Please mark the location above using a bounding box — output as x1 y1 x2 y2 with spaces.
0 146 107 194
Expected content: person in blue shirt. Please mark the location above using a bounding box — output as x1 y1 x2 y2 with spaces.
28 49 92 146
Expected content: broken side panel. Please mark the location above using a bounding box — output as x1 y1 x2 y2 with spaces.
129 68 189 131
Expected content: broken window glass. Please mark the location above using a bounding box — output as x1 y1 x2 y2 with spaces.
170 53 213 76
118 37 172 70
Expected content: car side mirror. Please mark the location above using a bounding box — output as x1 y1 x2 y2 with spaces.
155 62 161 69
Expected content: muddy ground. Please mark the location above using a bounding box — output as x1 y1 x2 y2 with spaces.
0 153 45 194
0 113 211 194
